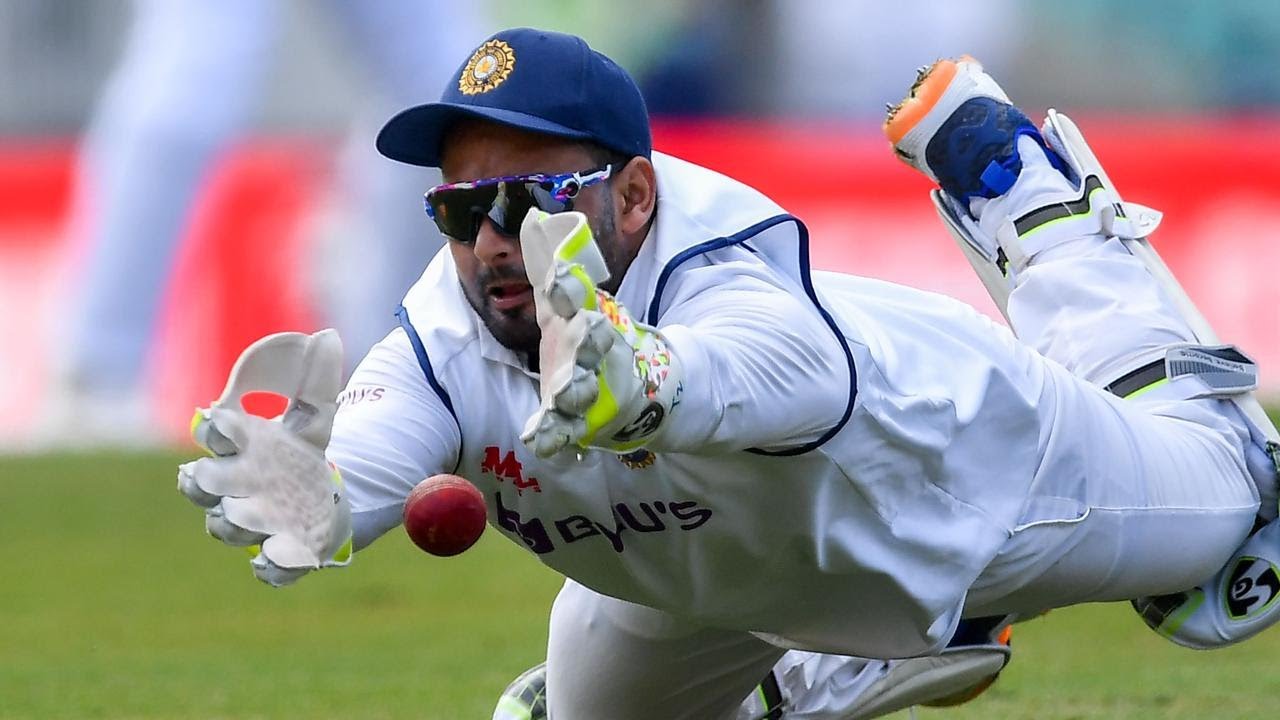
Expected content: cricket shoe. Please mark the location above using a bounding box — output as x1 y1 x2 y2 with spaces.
494 626 1012 720
882 57 1129 298
884 56 1071 204
734 617 1013 719
492 662 547 720
921 616 1013 708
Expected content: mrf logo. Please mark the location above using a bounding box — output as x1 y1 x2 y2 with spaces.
494 493 712 555
481 446 541 494
1225 556 1280 620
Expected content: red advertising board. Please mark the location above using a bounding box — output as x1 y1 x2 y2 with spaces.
1 117 1278 444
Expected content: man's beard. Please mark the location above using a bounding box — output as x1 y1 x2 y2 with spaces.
462 205 620 362
461 263 542 358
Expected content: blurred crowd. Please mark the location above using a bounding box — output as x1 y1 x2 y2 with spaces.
5 0 1280 137
1 0 1277 448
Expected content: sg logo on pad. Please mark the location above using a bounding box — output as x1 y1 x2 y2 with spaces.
1225 556 1280 620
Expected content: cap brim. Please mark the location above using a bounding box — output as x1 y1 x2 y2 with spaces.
376 103 595 167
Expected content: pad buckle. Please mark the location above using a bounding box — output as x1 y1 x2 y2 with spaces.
1165 345 1259 397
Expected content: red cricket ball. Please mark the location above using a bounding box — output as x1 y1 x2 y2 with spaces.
402 474 487 557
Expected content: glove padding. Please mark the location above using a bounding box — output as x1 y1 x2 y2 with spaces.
177 330 352 587
519 210 682 458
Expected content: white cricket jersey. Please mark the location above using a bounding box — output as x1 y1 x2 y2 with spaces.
328 152 1061 659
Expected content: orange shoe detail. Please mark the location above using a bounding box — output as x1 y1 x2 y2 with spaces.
922 623 1012 708
883 55 979 146
996 625 1013 646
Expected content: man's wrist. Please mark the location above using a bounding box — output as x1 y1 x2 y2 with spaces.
628 323 709 452
587 330 684 452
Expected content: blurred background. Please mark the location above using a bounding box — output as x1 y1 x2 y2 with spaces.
4 4 1280 719
0 0 1278 449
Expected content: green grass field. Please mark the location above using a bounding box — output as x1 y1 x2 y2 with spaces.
5 450 1280 719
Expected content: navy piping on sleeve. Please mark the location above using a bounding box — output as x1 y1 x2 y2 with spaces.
396 305 463 475
645 214 858 456
396 304 458 426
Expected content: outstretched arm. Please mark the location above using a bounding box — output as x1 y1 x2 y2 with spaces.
645 252 851 454
328 327 461 551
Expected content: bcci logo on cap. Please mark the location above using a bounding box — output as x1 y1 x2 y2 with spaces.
459 39 515 95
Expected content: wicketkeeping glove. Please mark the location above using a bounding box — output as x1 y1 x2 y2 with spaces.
177 329 353 587
519 210 683 458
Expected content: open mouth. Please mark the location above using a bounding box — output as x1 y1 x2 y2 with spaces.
487 281 534 311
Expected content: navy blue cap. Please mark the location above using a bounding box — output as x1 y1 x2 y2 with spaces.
376 28 652 168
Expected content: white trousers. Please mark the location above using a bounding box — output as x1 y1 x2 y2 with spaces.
545 192 1261 719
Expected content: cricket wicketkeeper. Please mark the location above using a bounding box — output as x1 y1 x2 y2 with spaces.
179 29 1280 719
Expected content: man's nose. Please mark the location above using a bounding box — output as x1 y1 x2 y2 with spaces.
472 216 519 266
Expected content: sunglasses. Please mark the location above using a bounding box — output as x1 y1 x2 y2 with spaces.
424 165 613 245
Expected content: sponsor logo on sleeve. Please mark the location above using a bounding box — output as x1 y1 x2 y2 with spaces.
336 386 385 409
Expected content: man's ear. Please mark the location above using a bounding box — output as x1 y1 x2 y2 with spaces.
615 156 657 236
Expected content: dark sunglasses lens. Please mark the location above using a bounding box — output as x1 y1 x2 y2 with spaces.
496 183 571 234
428 186 499 242
528 183 570 215
429 181 572 243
